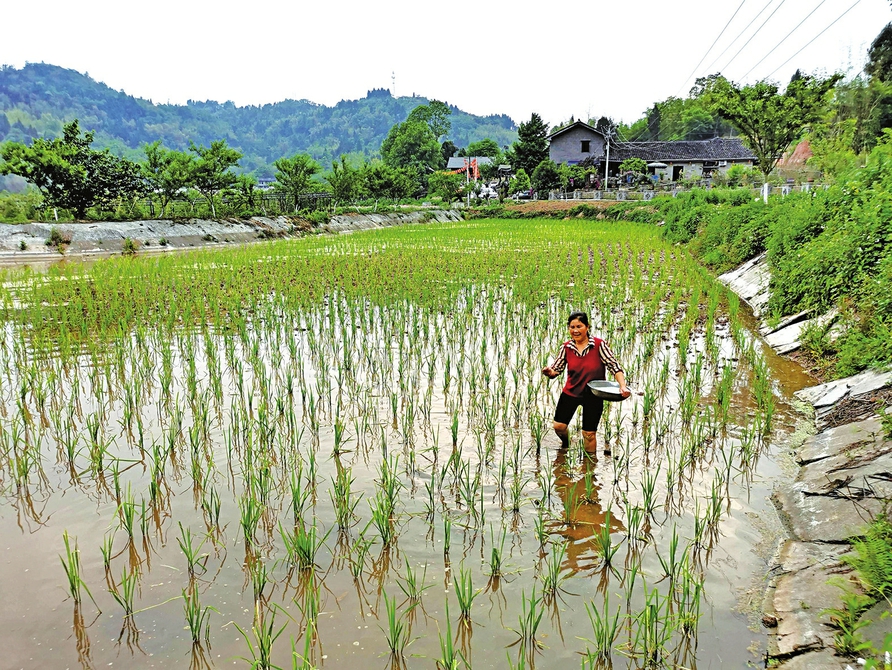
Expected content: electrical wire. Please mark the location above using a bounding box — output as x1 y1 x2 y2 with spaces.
739 0 828 80
676 0 747 96
765 0 863 79
720 0 788 73
703 0 775 75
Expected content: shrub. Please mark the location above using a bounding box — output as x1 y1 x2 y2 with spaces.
122 237 137 255
45 226 71 248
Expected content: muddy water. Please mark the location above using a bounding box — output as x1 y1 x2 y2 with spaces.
0 279 812 669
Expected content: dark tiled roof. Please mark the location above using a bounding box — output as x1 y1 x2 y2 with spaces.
547 121 606 140
609 137 756 162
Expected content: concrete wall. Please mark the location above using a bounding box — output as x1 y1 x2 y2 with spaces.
549 127 606 165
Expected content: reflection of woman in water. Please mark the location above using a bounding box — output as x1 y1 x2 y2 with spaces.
550 447 625 574
542 311 630 456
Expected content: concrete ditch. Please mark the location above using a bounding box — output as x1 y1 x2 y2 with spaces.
0 209 464 265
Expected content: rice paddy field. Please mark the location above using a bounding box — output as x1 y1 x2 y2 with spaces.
0 218 813 669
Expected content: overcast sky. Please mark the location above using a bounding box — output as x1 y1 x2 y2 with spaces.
2 0 889 128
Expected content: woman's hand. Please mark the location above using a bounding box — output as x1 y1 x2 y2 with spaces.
542 366 558 379
615 371 631 398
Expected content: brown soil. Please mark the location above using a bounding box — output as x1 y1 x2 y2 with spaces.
505 200 615 214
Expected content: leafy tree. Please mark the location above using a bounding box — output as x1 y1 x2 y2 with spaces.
699 74 842 177
509 168 531 195
463 138 501 159
274 153 321 211
0 119 145 218
224 174 259 213
867 23 892 83
531 159 561 195
441 140 458 167
407 100 452 141
559 164 587 190
142 141 193 217
380 119 441 184
363 162 414 200
594 116 616 137
620 157 647 174
511 113 550 176
325 155 362 202
427 171 464 202
187 140 241 218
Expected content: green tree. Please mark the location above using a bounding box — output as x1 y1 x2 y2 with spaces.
142 141 194 217
699 74 842 177
427 171 464 202
509 168 531 194
464 138 502 159
559 163 587 190
0 119 146 218
441 140 458 168
531 159 561 195
619 157 647 174
407 100 452 141
511 113 550 176
188 140 242 218
325 155 362 202
224 174 259 213
867 23 892 83
274 153 321 211
363 162 414 200
381 119 441 174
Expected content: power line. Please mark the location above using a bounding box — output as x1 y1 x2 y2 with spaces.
703 0 775 75
721 0 788 73
739 0 828 80
766 0 864 79
676 0 747 96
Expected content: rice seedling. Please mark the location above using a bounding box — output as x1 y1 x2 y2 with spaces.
453 563 479 624
595 510 622 566
176 522 208 577
436 601 465 670
539 542 567 597
512 587 545 651
487 524 508 578
281 521 330 571
329 466 361 530
60 531 97 608
583 592 622 665
183 587 217 644
379 590 412 656
397 561 431 604
108 566 138 616
234 603 288 670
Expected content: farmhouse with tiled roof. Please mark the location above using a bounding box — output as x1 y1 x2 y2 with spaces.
547 121 757 180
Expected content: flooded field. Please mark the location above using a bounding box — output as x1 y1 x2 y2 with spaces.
0 219 810 669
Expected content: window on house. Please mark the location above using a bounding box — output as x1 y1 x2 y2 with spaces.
580 140 591 153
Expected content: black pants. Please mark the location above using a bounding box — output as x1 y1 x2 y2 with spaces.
553 392 604 432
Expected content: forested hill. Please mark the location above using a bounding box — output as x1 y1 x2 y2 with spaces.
0 63 517 174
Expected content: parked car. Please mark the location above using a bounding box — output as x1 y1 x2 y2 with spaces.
512 190 532 200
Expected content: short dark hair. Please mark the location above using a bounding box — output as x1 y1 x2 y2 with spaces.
567 311 589 327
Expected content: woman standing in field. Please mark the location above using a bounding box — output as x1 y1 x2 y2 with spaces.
542 311 630 456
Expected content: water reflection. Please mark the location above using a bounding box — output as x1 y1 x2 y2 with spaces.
551 447 625 575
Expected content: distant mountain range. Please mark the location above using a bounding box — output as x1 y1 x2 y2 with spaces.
0 63 518 177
